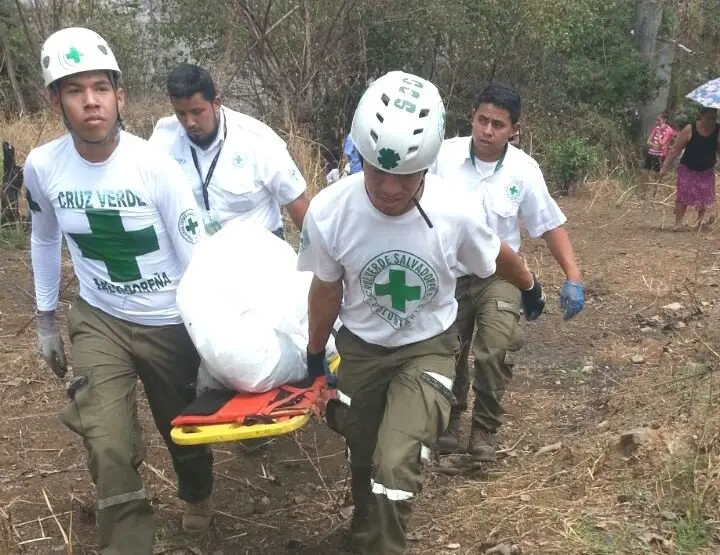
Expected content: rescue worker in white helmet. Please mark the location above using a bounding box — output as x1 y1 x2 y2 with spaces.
26 27 214 553
298 70 545 554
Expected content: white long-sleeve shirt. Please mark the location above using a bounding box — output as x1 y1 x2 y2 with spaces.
24 131 205 325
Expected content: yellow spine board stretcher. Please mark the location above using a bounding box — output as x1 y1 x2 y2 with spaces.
171 355 340 446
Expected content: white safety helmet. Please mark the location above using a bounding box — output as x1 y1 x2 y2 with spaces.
350 71 445 175
40 27 121 88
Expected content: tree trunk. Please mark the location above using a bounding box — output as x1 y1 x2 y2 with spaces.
14 0 40 59
648 38 676 119
0 23 27 115
635 0 670 138
1 142 24 224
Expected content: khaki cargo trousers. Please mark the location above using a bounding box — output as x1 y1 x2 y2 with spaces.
453 274 524 431
58 298 214 555
327 326 459 555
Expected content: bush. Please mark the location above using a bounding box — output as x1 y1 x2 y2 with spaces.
544 136 601 194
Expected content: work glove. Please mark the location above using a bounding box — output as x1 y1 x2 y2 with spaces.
521 274 546 321
307 347 328 379
307 347 336 386
36 310 67 378
560 280 585 320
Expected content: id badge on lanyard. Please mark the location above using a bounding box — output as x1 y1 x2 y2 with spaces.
190 110 228 210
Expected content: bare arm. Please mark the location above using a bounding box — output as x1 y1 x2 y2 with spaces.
285 192 310 231
494 242 534 290
543 226 581 282
659 125 691 177
308 276 343 353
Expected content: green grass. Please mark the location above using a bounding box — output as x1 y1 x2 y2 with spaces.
572 518 642 555
0 221 28 249
673 508 710 554
664 455 713 554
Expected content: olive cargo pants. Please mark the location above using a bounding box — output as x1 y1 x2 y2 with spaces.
327 326 458 554
453 274 523 431
59 298 213 554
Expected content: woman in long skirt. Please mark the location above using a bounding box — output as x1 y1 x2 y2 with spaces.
660 107 720 231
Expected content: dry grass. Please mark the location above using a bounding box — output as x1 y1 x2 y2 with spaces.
1 99 327 182
1 104 328 248
284 127 329 200
4 114 720 554
1 112 66 163
413 348 720 554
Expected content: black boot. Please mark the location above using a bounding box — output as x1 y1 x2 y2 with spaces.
436 414 461 454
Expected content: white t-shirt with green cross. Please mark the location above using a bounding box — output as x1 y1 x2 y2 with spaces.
24 131 205 326
297 172 501 348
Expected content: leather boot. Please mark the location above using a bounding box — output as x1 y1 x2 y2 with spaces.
436 414 462 454
468 424 497 463
182 496 213 533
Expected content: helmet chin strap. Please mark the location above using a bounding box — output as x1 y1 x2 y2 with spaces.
410 172 433 229
362 159 434 228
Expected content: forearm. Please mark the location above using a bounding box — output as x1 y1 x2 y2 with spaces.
659 152 677 174
285 193 310 231
308 276 343 353
543 226 581 282
30 229 62 311
494 242 533 290
660 135 687 174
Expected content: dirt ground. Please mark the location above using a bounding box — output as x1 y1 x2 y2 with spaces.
1 189 720 555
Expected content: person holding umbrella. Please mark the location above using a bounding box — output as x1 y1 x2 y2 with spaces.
659 79 720 230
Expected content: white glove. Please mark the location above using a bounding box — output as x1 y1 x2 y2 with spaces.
36 310 67 378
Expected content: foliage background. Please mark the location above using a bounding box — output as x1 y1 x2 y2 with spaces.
2 0 720 189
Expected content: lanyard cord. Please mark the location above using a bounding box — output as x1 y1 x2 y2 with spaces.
469 139 508 176
190 109 228 210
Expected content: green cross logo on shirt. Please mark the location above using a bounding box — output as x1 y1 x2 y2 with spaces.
65 47 82 64
360 251 440 331
506 181 521 201
374 269 421 312
185 217 199 235
178 209 202 244
69 209 160 282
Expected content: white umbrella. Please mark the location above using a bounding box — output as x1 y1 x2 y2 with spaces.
686 77 720 109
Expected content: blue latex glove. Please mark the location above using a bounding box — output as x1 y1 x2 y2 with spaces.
560 280 585 320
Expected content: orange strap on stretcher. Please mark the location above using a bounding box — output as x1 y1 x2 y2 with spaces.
171 375 334 428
